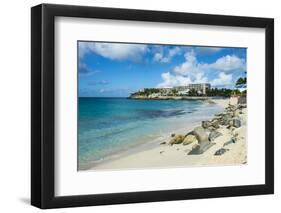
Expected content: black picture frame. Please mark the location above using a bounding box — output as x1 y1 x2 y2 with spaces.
31 3 274 209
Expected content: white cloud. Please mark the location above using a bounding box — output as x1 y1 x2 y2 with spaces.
157 72 192 88
79 42 148 61
173 50 200 76
211 72 233 87
209 55 246 72
157 51 244 88
153 47 181 63
173 52 245 76
157 71 208 88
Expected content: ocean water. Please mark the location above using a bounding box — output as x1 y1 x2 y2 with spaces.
78 97 224 170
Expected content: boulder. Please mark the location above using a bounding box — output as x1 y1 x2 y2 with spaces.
238 104 247 109
208 130 222 141
233 118 241 128
202 120 212 129
228 119 234 127
171 133 176 137
183 135 198 145
188 127 214 155
211 120 220 129
169 134 185 145
193 127 208 142
232 109 240 117
188 141 215 155
191 143 200 152
223 138 236 146
221 114 232 125
214 148 229 156
215 113 225 117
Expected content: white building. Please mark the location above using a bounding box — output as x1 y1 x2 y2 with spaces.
174 83 211 95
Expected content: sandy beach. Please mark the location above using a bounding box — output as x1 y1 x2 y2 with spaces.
87 98 247 170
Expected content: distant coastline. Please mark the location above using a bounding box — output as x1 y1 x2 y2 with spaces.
128 83 241 101
129 95 214 100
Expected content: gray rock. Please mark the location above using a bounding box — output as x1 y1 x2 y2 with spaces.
208 130 222 141
188 127 215 155
238 104 247 109
214 148 229 156
171 133 176 137
223 138 236 146
221 114 232 125
193 127 208 142
188 142 215 155
188 127 214 155
238 96 247 104
228 119 234 127
233 118 241 128
232 109 240 117
211 120 220 129
215 113 225 117
190 143 200 152
202 120 212 129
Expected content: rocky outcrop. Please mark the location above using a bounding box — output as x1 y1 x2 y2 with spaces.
202 119 220 130
164 102 246 158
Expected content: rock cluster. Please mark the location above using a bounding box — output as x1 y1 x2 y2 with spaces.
167 103 246 156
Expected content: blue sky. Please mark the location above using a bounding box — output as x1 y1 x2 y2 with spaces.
78 41 246 97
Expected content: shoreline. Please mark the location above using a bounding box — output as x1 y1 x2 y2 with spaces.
80 121 202 170
81 97 247 171
129 95 218 100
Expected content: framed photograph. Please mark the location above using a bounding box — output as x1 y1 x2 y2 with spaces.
31 3 274 209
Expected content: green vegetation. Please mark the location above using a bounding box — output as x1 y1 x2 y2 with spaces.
130 87 236 98
133 88 160 97
205 88 233 97
235 77 247 86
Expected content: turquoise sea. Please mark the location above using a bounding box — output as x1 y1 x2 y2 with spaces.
78 97 223 170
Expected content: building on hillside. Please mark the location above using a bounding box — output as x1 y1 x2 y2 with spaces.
178 89 190 95
174 83 211 95
158 87 173 96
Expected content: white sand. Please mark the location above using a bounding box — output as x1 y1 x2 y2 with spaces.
89 98 247 170
211 97 238 108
